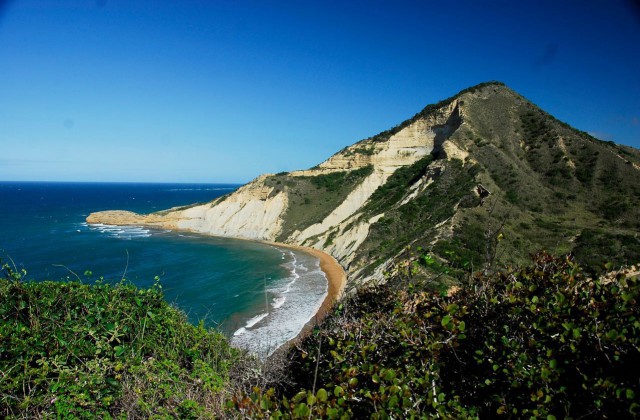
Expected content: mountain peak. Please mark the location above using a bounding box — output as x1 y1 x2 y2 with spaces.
88 82 640 287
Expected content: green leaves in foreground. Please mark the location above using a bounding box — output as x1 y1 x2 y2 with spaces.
234 252 640 418
0 263 244 419
3 252 639 418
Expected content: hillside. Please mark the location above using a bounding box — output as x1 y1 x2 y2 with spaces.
88 81 640 289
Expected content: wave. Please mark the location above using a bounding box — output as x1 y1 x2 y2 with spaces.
87 223 151 239
272 296 286 309
233 312 269 337
245 312 269 328
280 251 302 294
231 249 329 358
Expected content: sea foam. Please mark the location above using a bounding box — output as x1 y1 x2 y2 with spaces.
87 223 151 239
231 249 328 358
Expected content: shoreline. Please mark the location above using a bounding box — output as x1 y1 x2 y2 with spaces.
85 214 347 353
265 241 346 324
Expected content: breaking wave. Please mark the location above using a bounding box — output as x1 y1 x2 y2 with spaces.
231 249 328 358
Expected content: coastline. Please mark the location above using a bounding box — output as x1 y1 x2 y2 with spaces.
261 241 346 358
86 212 347 353
265 242 346 323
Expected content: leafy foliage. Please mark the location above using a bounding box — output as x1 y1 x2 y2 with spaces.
0 264 247 419
233 253 640 418
308 165 373 193
264 166 373 241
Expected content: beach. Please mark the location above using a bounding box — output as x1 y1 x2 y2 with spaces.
220 240 346 357
269 242 347 323
85 207 347 355
261 242 346 356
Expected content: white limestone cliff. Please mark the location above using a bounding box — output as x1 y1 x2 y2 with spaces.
87 99 465 284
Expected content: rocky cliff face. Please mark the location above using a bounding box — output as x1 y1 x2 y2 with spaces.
89 94 465 283
176 174 288 240
88 82 640 287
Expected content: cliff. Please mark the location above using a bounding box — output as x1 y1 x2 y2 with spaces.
88 82 640 287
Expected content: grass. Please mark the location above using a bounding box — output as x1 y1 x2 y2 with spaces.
429 83 640 275
573 228 640 273
334 82 639 284
353 158 479 279
263 166 373 241
361 155 433 217
365 81 506 144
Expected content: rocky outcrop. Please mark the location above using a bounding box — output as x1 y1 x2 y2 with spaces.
86 210 180 228
175 175 288 241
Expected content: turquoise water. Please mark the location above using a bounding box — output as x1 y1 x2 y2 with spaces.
0 182 327 356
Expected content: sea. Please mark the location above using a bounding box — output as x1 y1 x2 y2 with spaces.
0 181 328 357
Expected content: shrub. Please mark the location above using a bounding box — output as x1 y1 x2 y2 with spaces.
233 253 640 418
0 263 247 418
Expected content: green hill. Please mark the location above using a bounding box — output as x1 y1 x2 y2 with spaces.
87 82 640 292
254 81 640 288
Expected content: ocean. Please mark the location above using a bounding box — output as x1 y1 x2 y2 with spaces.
0 181 327 356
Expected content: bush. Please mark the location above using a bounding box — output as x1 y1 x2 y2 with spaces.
0 263 247 418
233 253 640 418
308 165 373 192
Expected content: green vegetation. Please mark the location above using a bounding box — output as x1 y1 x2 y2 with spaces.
425 83 640 273
355 158 479 278
308 166 373 193
4 81 640 418
269 81 638 284
4 252 639 419
573 229 640 273
342 146 375 157
234 253 640 418
0 264 248 419
264 166 373 240
361 155 433 217
367 81 506 144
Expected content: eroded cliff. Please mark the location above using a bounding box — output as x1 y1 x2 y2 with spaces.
88 81 640 286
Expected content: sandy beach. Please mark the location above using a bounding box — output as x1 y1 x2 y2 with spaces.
261 242 347 356
268 242 347 323
86 210 347 352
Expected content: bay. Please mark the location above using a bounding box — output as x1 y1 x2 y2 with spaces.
0 181 327 356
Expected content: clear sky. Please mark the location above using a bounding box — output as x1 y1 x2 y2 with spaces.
1 0 639 183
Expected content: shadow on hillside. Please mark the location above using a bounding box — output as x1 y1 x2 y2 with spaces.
431 103 463 159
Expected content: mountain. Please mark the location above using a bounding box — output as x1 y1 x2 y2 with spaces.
88 81 640 288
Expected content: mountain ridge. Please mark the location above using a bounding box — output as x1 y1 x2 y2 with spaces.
88 81 640 288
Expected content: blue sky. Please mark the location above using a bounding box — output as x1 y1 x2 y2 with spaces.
1 0 639 183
